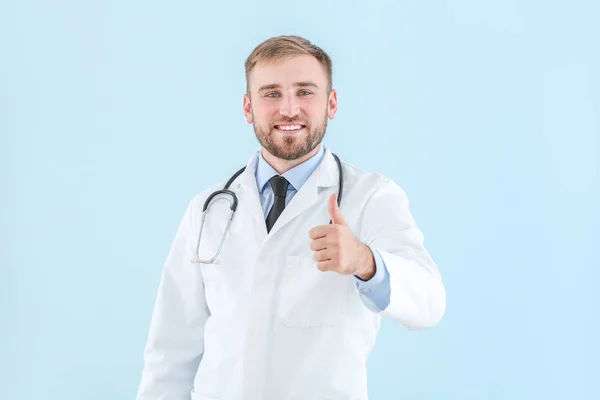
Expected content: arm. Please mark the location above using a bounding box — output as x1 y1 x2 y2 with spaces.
136 198 210 399
358 180 446 330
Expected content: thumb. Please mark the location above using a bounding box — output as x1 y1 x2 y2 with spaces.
328 193 347 225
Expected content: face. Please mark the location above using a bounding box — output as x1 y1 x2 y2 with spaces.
243 54 337 161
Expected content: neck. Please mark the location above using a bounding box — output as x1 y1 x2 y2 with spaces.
261 146 320 175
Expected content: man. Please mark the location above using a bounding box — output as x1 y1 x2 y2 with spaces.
137 35 446 400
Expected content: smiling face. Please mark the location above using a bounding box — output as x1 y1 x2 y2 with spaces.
243 54 338 161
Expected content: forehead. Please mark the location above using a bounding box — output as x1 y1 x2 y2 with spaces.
248 54 328 91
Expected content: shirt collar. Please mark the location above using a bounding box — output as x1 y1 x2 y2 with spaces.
255 144 326 193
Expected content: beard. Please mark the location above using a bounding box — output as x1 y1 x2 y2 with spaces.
253 114 328 161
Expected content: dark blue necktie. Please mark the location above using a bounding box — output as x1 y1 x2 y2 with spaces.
266 175 289 233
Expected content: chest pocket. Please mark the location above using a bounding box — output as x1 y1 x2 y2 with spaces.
278 254 351 327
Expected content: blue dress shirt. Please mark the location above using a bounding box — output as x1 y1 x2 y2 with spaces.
254 144 391 312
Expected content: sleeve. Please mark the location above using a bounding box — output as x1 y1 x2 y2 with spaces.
353 247 391 312
136 198 210 400
357 180 446 330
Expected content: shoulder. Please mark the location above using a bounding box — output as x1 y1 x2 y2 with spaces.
340 159 408 201
185 163 247 215
188 177 233 210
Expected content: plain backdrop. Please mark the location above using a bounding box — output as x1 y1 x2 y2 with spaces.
1 1 598 399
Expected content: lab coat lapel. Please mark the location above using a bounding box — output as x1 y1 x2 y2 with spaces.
265 148 340 238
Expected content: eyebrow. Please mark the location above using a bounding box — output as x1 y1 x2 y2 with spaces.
257 81 319 92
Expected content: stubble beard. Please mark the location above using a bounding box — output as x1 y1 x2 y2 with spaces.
253 115 328 161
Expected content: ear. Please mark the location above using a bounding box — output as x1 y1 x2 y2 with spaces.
243 94 253 124
327 89 338 120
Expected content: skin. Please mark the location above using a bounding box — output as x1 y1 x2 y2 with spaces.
243 54 375 280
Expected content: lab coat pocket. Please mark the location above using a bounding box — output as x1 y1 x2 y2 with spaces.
278 255 350 327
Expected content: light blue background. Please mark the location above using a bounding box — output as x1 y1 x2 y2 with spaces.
1 0 598 399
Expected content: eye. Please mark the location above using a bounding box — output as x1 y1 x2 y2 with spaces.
265 92 280 98
298 90 312 96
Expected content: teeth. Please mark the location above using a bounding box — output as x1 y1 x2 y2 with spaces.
278 125 302 131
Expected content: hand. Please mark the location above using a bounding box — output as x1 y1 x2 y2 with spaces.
308 193 376 280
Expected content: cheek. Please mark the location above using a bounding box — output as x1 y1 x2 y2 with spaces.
305 104 327 121
254 104 278 122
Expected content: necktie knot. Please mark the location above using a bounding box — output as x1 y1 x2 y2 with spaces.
269 175 289 198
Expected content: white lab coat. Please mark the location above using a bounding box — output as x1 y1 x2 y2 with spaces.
136 148 446 400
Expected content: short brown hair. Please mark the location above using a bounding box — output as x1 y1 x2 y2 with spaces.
244 35 333 94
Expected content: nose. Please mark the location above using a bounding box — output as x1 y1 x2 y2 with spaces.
279 94 300 118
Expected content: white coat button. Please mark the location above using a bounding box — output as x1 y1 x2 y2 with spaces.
361 288 371 293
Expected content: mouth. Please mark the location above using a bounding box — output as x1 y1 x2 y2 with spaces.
274 124 306 134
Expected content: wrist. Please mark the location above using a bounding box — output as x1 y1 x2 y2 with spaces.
356 244 376 281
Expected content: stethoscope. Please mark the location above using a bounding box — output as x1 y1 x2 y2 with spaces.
192 153 344 264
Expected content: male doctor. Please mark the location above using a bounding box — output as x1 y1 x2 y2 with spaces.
137 35 446 400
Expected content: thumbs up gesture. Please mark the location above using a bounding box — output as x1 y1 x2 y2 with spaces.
308 193 376 280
